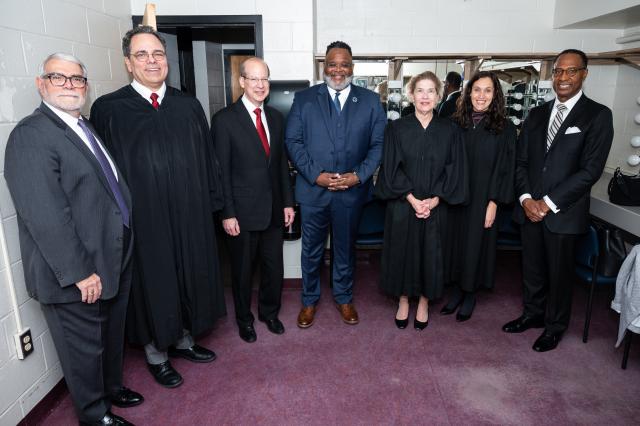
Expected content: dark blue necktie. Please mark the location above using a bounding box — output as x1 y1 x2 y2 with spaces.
77 119 130 228
333 91 341 115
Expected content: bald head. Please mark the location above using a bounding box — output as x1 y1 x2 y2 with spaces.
239 57 271 107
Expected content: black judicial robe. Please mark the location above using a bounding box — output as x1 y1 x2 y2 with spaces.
375 114 467 299
448 118 516 292
90 85 226 350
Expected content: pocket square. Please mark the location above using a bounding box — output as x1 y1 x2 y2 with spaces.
565 126 581 134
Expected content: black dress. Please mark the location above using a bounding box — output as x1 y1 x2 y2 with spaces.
448 118 516 292
90 85 226 350
375 114 467 299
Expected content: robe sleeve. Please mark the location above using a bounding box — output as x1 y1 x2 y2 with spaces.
432 124 467 205
192 101 224 212
374 121 414 200
487 121 517 204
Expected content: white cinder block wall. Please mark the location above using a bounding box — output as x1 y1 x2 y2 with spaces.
0 0 132 424
0 0 638 422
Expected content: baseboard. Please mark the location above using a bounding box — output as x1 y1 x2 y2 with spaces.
18 379 68 426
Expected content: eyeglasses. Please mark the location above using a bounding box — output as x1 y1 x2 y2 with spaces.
326 62 353 69
242 76 270 85
551 67 586 77
130 50 167 62
42 73 87 88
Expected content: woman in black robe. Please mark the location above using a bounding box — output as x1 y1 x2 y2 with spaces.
375 71 467 330
440 71 516 321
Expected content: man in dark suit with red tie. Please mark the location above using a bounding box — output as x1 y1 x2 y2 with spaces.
503 49 613 352
211 57 295 343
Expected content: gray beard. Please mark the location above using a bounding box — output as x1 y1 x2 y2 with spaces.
324 74 353 91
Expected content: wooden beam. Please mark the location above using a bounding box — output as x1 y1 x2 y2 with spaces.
142 3 157 30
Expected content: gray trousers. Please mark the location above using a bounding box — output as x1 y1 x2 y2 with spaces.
144 329 194 364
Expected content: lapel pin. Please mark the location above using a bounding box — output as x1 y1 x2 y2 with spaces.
352 97 358 103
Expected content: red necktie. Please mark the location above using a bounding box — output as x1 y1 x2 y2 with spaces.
253 108 270 156
150 92 159 110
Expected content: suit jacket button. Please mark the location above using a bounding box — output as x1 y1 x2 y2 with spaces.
115 211 121 215
542 167 547 172
116 236 123 242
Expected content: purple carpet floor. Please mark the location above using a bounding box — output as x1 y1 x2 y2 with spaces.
39 251 640 425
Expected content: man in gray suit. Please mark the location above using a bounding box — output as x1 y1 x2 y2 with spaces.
4 53 141 425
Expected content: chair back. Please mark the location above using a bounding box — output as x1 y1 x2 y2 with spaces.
576 225 599 269
356 198 386 245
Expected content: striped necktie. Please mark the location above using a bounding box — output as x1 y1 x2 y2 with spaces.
333 91 341 115
546 103 567 152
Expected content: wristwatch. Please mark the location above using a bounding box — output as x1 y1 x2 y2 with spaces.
352 170 361 184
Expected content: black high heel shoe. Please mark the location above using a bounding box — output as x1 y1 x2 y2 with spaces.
414 317 429 330
395 317 409 329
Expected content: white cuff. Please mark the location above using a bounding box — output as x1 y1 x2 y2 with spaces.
518 193 532 206
543 195 559 213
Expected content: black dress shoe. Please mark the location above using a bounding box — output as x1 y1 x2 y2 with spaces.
169 344 216 363
109 387 144 408
147 361 183 388
395 317 408 329
502 315 545 333
260 318 285 334
79 411 134 425
533 331 562 352
456 295 476 322
414 318 429 330
239 324 257 343
441 287 463 315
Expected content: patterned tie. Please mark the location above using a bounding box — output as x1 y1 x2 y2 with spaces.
333 91 341 115
77 119 130 227
150 92 159 110
546 103 567 152
253 108 270 156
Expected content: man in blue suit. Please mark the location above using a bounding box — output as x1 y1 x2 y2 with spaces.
286 41 386 328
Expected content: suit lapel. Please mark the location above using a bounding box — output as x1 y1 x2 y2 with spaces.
264 107 281 166
316 84 335 141
547 95 588 156
343 85 360 131
38 104 119 204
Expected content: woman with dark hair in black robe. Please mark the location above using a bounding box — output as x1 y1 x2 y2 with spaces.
441 71 516 321
375 71 467 330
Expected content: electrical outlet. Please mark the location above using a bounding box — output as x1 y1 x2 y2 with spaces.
14 328 34 360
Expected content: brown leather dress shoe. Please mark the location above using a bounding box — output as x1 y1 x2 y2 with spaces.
336 303 359 325
297 306 316 328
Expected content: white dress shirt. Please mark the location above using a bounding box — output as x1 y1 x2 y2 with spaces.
327 84 352 112
519 90 583 213
44 101 118 179
241 94 270 144
131 79 167 105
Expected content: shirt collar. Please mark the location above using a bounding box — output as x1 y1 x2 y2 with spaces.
554 90 582 111
241 94 264 114
43 100 83 129
130 79 167 104
327 84 351 98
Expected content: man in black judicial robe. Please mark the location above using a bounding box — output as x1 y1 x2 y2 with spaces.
90 26 225 388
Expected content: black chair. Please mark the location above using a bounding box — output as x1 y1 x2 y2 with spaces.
329 198 386 288
575 225 617 343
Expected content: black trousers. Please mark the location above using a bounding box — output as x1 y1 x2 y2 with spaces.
41 227 132 422
226 224 284 327
521 221 578 334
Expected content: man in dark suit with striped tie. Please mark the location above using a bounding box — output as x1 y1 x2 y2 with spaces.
503 49 613 352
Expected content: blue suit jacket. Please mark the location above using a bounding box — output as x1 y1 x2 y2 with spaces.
285 83 386 207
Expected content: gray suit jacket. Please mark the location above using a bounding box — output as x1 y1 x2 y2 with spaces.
4 103 133 304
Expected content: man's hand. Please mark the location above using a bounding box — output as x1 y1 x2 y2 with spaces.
522 198 544 222
317 172 359 191
484 200 497 228
284 207 295 227
76 273 102 304
223 217 240 236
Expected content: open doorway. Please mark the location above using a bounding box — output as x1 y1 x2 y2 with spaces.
132 15 263 122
